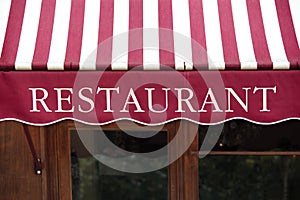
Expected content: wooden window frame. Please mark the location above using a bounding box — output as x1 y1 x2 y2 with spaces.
43 120 199 200
197 121 300 200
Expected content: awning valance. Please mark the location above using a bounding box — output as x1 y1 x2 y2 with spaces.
0 71 299 125
0 0 299 70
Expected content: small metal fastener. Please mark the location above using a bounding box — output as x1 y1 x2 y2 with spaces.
34 158 42 175
36 170 42 175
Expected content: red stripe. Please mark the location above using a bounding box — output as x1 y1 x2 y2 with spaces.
189 0 208 70
96 0 114 70
246 0 272 69
217 0 240 70
128 0 143 69
158 0 175 68
0 0 26 70
275 0 300 69
32 0 56 70
64 0 85 70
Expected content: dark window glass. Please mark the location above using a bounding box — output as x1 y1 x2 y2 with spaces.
199 155 300 200
70 130 168 200
199 120 300 152
198 120 300 199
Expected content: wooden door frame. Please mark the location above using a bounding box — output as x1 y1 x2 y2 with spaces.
43 120 199 200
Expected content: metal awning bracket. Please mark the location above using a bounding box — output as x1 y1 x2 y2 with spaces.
22 124 42 175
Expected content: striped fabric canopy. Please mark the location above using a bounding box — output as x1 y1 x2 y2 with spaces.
0 0 299 70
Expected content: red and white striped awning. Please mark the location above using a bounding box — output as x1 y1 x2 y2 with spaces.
0 0 299 70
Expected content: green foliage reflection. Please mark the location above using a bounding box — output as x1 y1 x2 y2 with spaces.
199 155 300 200
72 155 167 200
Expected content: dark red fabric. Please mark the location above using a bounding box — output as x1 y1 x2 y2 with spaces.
275 0 300 69
218 0 240 69
0 0 26 70
64 0 85 70
158 0 175 68
32 0 56 70
189 0 208 69
96 0 114 69
0 71 298 125
246 0 273 69
128 0 143 68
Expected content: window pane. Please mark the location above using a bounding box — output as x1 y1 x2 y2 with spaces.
71 130 168 200
199 155 300 200
199 120 300 151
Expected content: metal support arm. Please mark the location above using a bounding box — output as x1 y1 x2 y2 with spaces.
22 124 42 175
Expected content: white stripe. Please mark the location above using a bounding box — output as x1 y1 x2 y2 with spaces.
0 0 12 57
172 0 193 70
15 0 42 70
289 0 300 48
231 0 257 70
203 0 225 70
260 0 289 69
111 0 129 70
79 0 101 70
143 0 160 70
47 0 72 70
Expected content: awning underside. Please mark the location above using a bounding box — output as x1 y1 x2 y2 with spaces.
0 0 299 71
